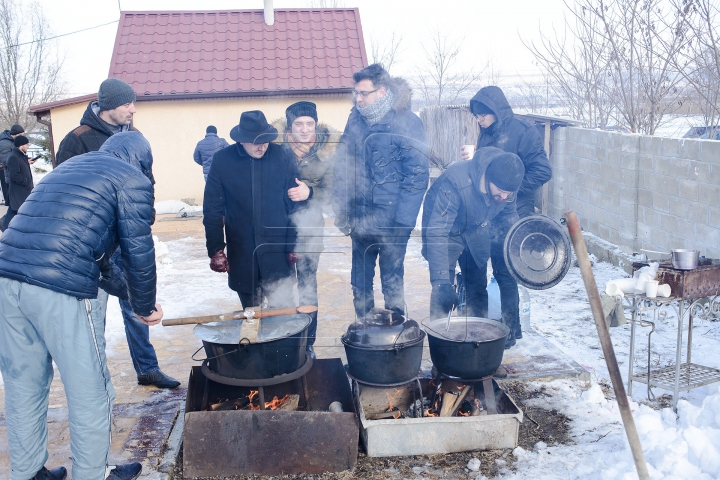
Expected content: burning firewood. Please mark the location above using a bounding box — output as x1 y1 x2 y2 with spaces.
277 394 300 411
366 408 401 420
208 397 250 411
439 385 471 417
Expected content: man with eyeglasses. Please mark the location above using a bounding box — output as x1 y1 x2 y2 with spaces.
459 85 552 348
333 63 429 320
422 147 524 324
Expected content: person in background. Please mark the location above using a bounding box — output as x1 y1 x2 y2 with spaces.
54 78 180 389
0 123 25 207
193 125 228 182
204 110 309 309
3 135 35 230
273 101 338 357
459 85 553 347
0 132 161 480
333 63 429 320
422 147 525 337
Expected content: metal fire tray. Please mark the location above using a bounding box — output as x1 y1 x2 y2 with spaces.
183 358 359 478
355 378 523 457
633 259 720 299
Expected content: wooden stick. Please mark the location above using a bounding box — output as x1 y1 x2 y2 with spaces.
161 305 318 326
565 211 649 480
366 409 401 420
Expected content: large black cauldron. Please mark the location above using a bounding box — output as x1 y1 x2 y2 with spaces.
423 317 509 379
342 309 425 385
193 314 311 379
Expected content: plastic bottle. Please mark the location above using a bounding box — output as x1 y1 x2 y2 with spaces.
487 277 501 320
519 285 531 331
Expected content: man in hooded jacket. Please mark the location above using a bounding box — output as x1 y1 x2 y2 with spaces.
333 63 429 319
460 86 553 347
0 124 25 206
53 78 180 390
0 132 161 480
422 147 525 322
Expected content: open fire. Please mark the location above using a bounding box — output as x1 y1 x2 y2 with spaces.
205 391 300 412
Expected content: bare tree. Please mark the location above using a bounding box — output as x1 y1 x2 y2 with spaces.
0 0 63 132
666 0 720 135
525 0 686 134
369 31 403 73
513 73 554 114
485 57 504 87
415 29 484 106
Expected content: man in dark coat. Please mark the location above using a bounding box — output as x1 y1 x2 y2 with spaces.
204 110 308 308
422 147 525 326
193 125 229 181
0 132 160 480
0 123 24 206
273 101 339 355
52 78 180 390
460 85 553 347
3 135 36 230
333 63 429 319
55 78 138 165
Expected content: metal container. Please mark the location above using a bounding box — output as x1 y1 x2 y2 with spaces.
342 309 425 385
356 378 523 457
194 314 311 379
423 317 509 379
671 249 699 270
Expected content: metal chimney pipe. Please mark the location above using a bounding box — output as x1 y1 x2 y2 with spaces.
263 0 274 25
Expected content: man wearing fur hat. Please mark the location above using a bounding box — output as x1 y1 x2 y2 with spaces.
273 101 338 355
459 86 552 347
204 110 309 309
333 64 429 320
0 123 25 206
422 147 525 328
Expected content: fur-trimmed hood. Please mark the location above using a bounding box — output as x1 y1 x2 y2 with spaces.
271 118 341 160
386 77 413 113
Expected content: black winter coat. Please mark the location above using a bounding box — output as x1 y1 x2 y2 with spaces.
470 87 552 199
333 77 429 236
0 133 157 316
0 130 12 172
7 147 33 210
203 142 302 294
421 147 521 285
193 133 229 175
56 101 134 165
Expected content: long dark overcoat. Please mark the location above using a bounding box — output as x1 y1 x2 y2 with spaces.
203 142 301 294
6 147 33 210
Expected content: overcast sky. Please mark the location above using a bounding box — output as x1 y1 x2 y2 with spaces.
30 0 569 99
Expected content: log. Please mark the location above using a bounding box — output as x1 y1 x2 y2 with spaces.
366 409 401 420
161 305 318 326
277 394 300 412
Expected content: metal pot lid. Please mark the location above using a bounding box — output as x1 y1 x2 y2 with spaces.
503 215 572 290
342 309 424 348
193 313 311 345
423 317 509 343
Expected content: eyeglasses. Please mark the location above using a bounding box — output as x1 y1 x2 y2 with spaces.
474 113 491 120
353 88 380 98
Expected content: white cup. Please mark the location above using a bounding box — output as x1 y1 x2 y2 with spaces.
328 401 343 413
645 280 659 298
461 144 476 159
658 284 671 298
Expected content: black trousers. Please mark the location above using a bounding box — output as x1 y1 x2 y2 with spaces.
0 173 8 205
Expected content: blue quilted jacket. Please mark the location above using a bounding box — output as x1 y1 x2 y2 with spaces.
0 132 157 316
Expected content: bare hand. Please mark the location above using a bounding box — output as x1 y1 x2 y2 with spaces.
460 147 472 160
287 178 310 201
135 303 164 326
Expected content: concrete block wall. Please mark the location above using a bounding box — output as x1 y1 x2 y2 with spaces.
549 127 720 258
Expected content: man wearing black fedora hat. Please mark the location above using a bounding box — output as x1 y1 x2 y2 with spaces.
203 110 310 308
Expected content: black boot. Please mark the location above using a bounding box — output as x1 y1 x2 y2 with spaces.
137 369 180 389
106 462 142 480
32 466 67 480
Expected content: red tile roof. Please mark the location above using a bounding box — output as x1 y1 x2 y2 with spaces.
110 8 367 99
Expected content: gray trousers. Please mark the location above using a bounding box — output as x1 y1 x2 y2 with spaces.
0 278 114 480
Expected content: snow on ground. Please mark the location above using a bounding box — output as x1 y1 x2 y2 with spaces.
154 199 203 215
101 235 720 479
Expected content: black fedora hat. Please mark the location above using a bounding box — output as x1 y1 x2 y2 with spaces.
230 110 278 144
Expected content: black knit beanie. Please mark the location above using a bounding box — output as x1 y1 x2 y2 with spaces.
285 101 318 127
98 78 136 111
13 135 29 147
9 124 24 135
485 152 525 192
471 101 494 116
206 125 217 134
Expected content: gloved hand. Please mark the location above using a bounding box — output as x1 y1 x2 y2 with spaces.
210 250 230 273
287 252 300 266
431 284 458 313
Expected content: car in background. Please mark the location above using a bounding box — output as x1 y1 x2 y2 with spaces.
683 126 720 140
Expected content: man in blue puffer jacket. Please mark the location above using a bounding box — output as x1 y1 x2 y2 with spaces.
0 132 161 480
333 63 429 319
193 125 228 181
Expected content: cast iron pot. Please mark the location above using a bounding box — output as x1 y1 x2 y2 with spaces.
193 313 311 379
423 317 509 379
342 309 426 385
